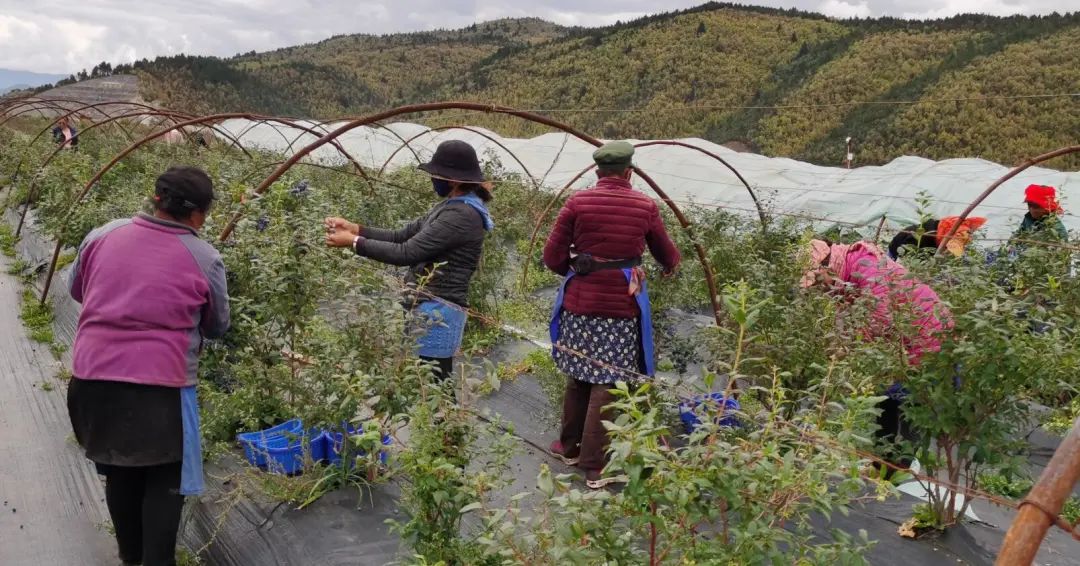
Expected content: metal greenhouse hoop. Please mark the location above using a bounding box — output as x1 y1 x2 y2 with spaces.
14 109 206 236
519 139 767 299
35 111 403 303
375 124 543 191
9 106 197 190
938 145 1080 254
214 101 725 326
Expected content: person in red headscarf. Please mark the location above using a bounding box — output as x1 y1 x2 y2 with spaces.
1016 184 1067 242
887 216 987 260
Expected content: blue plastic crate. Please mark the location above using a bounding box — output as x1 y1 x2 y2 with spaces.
237 419 303 468
679 394 740 434
262 432 326 476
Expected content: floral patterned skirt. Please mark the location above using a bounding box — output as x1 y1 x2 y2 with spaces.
553 311 642 384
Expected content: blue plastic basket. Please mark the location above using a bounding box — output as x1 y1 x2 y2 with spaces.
679 394 740 434
237 420 330 474
261 432 326 476
237 419 303 468
238 420 388 475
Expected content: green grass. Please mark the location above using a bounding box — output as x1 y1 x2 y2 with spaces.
0 224 17 258
497 296 548 328
176 548 203 566
521 349 564 415
6 258 29 275
20 290 56 345
1042 398 1080 436
55 252 76 271
49 341 68 359
1063 497 1080 526
460 322 505 355
978 471 1034 499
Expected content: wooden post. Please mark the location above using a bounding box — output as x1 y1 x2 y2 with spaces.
873 215 887 244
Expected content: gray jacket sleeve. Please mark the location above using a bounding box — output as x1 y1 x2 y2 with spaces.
355 205 473 266
200 254 231 339
180 235 231 339
360 215 426 243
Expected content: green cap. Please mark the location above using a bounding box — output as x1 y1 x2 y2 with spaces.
592 141 634 170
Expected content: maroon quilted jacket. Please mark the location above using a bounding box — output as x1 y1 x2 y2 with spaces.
543 176 681 318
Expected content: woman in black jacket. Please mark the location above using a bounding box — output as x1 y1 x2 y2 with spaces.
325 140 494 382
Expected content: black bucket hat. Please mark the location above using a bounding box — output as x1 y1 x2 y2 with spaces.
418 140 485 183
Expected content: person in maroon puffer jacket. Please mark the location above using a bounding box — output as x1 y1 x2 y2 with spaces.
543 140 680 489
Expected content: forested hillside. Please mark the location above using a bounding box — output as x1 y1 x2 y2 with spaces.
42 3 1080 166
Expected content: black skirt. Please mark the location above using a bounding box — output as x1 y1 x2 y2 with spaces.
67 378 183 467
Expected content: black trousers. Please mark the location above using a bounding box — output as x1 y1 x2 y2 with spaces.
874 396 915 472
97 462 185 566
420 355 454 383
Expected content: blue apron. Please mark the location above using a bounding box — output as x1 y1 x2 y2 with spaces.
549 268 656 377
179 386 204 496
414 299 468 358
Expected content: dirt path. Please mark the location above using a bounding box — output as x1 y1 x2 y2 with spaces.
0 253 115 565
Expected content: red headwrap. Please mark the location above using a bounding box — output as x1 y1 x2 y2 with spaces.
936 216 987 256
1024 184 1062 214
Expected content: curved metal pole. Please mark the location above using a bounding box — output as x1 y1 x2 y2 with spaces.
374 124 542 191
215 101 724 326
278 121 380 196
15 109 200 236
370 123 423 166
0 96 120 117
23 103 185 149
521 139 768 309
235 117 298 154
0 95 74 110
0 96 153 117
178 117 253 156
10 103 188 186
938 145 1080 254
209 116 371 184
375 127 429 176
36 112 269 303
633 140 766 228
0 100 75 126
996 416 1080 564
519 163 599 292
0 97 141 126
269 118 423 166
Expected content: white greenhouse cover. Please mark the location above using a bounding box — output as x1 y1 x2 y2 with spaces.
214 119 1079 243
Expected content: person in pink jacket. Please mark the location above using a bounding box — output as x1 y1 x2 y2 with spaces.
66 166 229 566
801 239 952 473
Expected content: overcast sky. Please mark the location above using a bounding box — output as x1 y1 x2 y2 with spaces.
1 0 1076 75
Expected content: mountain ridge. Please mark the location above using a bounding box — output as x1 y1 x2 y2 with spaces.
20 5 1080 167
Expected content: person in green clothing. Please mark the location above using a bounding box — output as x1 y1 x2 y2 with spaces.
1015 183 1068 244
1006 184 1069 334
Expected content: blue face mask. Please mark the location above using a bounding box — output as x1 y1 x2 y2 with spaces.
432 178 452 198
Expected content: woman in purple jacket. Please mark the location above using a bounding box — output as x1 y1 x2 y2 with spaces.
66 167 230 566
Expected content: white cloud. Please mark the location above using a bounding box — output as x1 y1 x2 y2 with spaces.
818 0 873 18
0 14 41 42
900 0 1034 19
